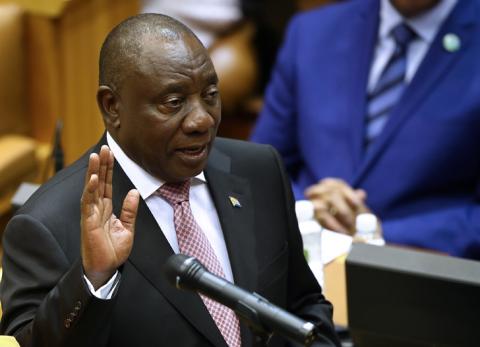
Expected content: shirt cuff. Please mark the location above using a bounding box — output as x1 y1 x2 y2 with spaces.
83 271 120 300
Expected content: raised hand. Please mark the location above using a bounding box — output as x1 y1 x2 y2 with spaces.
80 145 140 289
305 178 368 235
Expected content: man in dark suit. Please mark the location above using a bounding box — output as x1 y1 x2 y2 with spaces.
251 0 480 258
0 13 339 347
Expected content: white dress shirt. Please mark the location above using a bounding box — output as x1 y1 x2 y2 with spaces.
368 0 458 92
86 134 234 298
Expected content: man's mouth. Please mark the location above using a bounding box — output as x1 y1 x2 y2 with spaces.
181 145 206 155
175 144 209 161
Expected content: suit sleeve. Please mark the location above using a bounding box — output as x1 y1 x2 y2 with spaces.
383 203 480 259
250 15 303 183
268 146 341 347
0 214 115 347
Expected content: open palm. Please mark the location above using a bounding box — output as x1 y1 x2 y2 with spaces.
80 145 140 289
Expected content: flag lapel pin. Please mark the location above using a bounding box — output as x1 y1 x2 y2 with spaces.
228 196 242 208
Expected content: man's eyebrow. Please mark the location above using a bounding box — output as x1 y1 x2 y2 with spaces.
157 83 186 94
205 72 219 85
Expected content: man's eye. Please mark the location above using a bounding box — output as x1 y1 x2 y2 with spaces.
164 98 183 108
204 89 219 102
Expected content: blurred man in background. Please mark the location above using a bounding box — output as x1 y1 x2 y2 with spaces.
251 0 480 259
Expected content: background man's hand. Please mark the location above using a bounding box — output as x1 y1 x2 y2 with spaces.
80 145 140 289
305 178 369 235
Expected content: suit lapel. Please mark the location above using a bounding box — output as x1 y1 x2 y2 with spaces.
204 149 256 291
353 0 476 186
110 153 228 347
205 146 257 346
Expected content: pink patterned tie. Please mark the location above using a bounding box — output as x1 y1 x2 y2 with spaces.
157 180 242 347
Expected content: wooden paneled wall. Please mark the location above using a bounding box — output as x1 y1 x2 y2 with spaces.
0 5 27 136
26 0 139 164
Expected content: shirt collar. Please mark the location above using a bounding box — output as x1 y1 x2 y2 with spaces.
106 132 207 200
379 0 458 44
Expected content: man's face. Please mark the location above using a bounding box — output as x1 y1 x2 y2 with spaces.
113 35 221 182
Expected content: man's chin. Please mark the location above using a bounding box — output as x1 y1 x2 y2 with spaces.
163 162 208 183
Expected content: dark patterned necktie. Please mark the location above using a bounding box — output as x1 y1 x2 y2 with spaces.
157 180 241 347
365 22 416 146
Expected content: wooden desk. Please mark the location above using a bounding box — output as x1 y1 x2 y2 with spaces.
323 254 348 327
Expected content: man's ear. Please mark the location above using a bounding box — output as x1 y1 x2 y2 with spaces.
97 85 121 129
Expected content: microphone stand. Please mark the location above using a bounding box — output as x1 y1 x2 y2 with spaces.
237 298 273 346
236 293 317 347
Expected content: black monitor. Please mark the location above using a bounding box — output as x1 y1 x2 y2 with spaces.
346 243 480 347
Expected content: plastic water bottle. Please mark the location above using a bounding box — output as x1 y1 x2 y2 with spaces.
354 213 385 246
295 200 324 286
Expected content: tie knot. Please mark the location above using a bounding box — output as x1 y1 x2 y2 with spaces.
391 23 416 48
157 179 191 205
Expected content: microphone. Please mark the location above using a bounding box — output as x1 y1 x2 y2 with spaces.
53 120 64 173
163 254 318 346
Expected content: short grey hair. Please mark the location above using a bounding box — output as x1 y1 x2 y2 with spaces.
98 13 200 90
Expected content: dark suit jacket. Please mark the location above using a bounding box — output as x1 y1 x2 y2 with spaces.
0 136 339 347
251 0 480 258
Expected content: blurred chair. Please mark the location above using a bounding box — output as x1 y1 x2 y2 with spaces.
209 0 300 139
209 20 258 121
208 20 260 139
0 4 51 219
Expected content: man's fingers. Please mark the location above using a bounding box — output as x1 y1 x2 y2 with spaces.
354 189 367 201
84 153 100 188
305 178 348 199
325 178 364 209
98 146 111 198
81 174 98 205
342 188 365 210
312 198 348 233
97 148 107 197
315 209 348 234
120 189 140 233
105 149 114 199
83 153 102 215
305 178 369 216
328 194 356 231
304 183 327 198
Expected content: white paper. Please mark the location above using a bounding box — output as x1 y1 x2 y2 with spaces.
320 229 352 264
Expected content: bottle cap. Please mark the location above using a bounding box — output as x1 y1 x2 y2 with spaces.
356 213 377 234
295 200 315 222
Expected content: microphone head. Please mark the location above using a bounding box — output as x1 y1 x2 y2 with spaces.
163 254 205 290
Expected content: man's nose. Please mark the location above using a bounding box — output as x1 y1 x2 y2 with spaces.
183 99 215 133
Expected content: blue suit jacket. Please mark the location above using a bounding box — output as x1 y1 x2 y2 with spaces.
251 0 480 259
